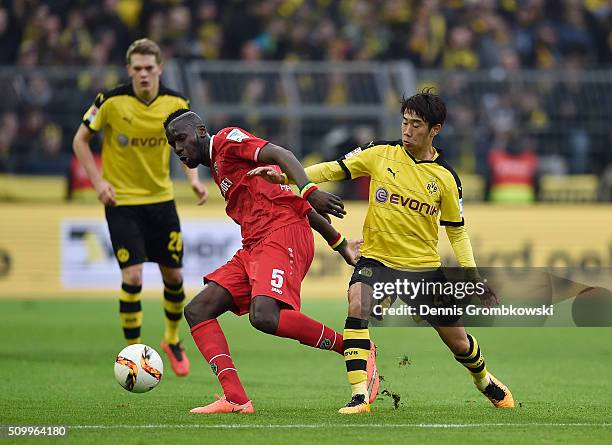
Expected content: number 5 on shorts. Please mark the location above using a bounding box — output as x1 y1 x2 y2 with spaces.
271 269 284 289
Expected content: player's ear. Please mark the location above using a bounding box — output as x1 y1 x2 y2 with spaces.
197 125 207 137
158 62 164 74
430 124 441 138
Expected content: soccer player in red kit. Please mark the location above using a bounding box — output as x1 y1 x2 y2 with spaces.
164 109 379 414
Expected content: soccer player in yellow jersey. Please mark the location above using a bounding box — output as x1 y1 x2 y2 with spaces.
250 89 514 413
72 39 208 377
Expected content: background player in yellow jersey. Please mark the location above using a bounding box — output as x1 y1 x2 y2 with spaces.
250 89 514 413
72 39 208 377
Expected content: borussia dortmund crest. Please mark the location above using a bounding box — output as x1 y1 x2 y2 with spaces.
426 177 439 195
117 248 130 263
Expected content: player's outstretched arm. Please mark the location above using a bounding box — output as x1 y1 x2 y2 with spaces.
248 161 346 186
257 143 347 219
72 124 116 206
445 225 498 306
307 210 362 266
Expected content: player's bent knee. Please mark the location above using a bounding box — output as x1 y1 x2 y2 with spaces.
184 283 233 326
121 265 143 286
183 291 214 326
160 267 182 286
249 297 280 334
249 311 278 334
183 299 201 327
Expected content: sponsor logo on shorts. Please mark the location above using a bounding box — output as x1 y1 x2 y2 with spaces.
359 267 373 278
116 248 130 263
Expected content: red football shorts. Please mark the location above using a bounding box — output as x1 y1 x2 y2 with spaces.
204 223 314 315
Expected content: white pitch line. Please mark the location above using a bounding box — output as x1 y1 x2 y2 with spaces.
70 423 612 430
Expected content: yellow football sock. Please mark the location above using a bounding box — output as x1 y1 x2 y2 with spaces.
344 317 371 398
119 283 143 345
163 281 185 345
454 333 489 390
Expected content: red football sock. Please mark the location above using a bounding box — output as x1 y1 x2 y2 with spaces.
276 309 343 354
191 319 249 405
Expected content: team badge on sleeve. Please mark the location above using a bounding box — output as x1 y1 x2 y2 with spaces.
84 105 99 125
226 128 249 142
344 147 363 159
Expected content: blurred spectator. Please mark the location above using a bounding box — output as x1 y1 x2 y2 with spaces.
0 6 20 63
486 133 540 203
0 112 19 172
443 26 479 70
20 123 70 175
66 151 102 201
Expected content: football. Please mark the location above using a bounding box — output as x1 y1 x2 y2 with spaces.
114 344 163 393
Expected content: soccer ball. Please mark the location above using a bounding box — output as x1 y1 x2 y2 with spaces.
114 344 163 393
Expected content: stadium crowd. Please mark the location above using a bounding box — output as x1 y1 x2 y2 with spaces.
2 0 610 68
0 0 611 200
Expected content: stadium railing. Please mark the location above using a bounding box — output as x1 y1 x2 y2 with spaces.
1 63 611 202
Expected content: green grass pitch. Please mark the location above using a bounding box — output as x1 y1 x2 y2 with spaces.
1 298 611 444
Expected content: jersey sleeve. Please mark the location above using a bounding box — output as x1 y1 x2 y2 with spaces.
82 92 108 132
439 172 464 227
218 127 269 162
445 226 476 267
303 161 347 184
336 144 381 179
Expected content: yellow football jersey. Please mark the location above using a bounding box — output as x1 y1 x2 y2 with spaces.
305 140 464 269
82 84 189 205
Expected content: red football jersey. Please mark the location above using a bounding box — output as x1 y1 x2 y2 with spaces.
209 127 312 248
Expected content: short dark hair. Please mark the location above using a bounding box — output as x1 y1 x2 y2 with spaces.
163 108 191 130
400 88 447 129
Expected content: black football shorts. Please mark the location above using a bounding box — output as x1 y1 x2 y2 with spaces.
105 200 183 269
349 256 462 326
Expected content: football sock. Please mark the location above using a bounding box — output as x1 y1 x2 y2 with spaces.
275 309 343 354
119 282 143 345
454 333 490 390
191 319 249 405
162 280 186 345
343 317 370 397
